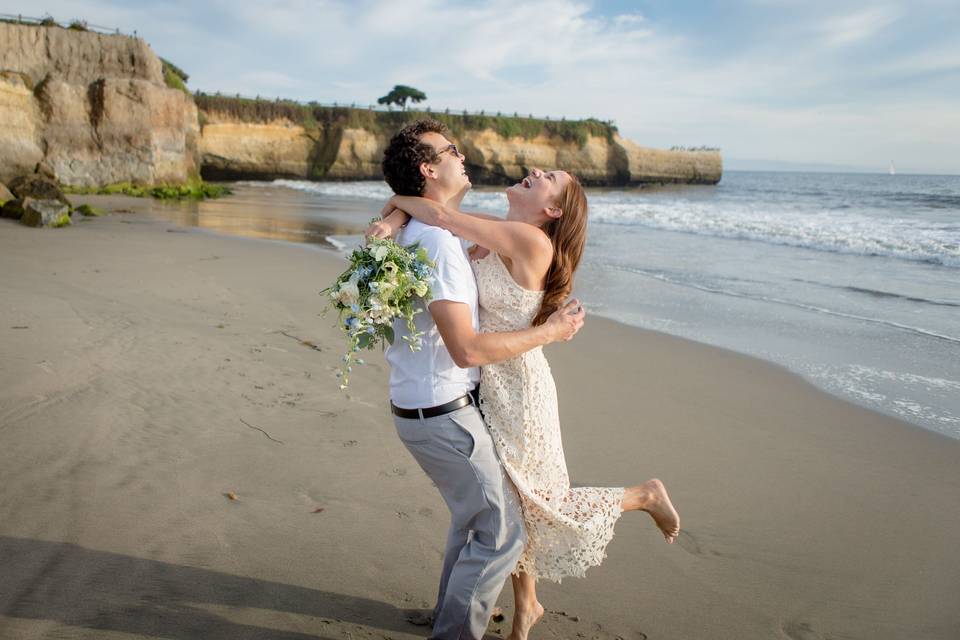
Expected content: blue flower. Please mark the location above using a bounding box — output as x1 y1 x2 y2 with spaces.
366 326 375 335
350 304 359 313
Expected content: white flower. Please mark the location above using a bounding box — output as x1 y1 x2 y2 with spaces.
413 282 429 297
378 281 397 299
372 244 390 262
336 280 360 305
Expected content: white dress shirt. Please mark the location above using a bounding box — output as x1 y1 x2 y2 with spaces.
385 219 481 409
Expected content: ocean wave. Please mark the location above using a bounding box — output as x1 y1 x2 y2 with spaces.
593 262 960 345
268 179 509 214
256 178 960 267
789 279 960 308
588 199 960 268
271 180 393 200
801 363 960 435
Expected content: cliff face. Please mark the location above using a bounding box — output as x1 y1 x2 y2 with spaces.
0 23 198 186
0 23 720 188
198 111 722 186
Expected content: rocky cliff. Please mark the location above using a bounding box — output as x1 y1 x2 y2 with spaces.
0 23 720 189
198 106 721 186
0 23 198 186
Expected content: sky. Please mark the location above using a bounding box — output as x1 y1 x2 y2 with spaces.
4 0 959 174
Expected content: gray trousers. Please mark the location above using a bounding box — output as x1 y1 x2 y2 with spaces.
394 404 525 640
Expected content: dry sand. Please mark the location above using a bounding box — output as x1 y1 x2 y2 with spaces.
1 200 958 640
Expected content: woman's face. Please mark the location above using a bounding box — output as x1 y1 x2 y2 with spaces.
506 168 572 221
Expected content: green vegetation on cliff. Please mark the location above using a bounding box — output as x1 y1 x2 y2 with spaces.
160 57 189 94
193 94 618 146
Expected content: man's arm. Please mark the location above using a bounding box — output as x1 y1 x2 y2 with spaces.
430 299 584 368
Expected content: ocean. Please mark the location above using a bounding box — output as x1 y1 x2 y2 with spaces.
152 171 960 438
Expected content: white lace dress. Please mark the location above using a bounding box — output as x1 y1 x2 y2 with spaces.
473 252 625 583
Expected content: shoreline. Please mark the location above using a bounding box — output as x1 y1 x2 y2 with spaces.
2 200 959 638
73 186 959 439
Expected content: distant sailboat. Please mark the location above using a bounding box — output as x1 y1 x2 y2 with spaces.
888 161 896 175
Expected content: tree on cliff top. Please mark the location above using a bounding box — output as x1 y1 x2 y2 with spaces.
377 85 427 109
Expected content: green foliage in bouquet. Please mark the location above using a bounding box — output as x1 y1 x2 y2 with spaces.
322 237 435 388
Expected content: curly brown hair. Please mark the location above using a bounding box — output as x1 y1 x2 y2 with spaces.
381 119 448 196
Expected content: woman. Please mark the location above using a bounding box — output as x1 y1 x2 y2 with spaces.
368 168 680 640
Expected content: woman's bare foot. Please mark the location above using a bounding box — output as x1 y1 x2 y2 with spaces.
628 478 680 543
506 601 545 640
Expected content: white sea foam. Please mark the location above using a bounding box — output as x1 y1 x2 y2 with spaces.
268 179 960 266
325 234 363 255
271 179 393 200
588 196 960 268
801 363 960 436
267 179 509 214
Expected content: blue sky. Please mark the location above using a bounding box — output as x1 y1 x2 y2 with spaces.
5 0 959 173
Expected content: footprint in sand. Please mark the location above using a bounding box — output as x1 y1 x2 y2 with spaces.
542 609 640 640
677 529 727 558
677 529 703 555
782 620 827 640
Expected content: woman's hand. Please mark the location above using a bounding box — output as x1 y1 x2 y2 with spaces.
365 202 410 240
365 217 395 240
543 299 585 343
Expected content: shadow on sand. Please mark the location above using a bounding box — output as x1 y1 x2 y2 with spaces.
0 536 428 639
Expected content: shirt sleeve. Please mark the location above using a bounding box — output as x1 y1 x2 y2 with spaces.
418 229 475 306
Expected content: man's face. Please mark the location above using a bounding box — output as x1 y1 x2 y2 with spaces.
419 131 470 197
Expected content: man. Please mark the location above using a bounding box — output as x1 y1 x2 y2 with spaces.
377 120 583 639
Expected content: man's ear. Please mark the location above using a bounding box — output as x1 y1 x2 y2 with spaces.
543 205 563 220
419 162 436 181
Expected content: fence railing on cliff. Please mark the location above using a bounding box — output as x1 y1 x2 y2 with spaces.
0 14 136 37
670 145 721 152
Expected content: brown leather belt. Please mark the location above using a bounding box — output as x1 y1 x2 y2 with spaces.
391 387 479 419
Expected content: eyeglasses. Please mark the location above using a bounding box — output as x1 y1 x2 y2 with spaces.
434 143 460 160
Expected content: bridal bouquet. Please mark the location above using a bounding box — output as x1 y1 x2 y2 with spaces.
322 237 434 388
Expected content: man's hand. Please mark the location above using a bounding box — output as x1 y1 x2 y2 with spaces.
543 299 585 343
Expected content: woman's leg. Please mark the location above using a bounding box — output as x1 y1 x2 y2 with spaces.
506 571 544 640
622 478 680 542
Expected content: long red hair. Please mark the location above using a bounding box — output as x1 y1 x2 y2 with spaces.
532 174 588 326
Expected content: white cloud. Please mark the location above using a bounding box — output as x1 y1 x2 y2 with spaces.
239 70 302 91
6 0 958 172
819 6 901 47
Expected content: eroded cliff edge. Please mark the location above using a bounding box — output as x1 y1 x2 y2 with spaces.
0 23 199 186
198 106 722 186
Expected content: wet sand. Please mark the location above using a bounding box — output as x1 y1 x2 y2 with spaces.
1 197 958 639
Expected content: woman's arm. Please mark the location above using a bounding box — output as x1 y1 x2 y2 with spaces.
390 196 551 261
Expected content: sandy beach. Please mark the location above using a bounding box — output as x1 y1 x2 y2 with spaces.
2 199 959 640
